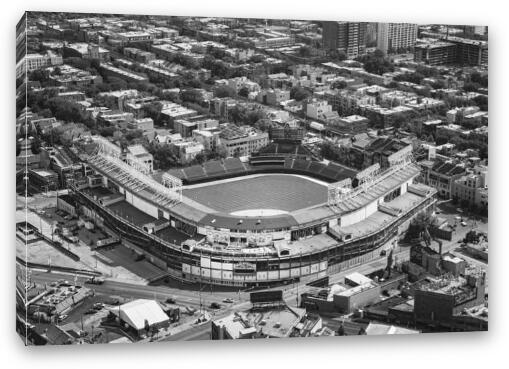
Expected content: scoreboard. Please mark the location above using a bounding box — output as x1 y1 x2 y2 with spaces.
270 127 305 143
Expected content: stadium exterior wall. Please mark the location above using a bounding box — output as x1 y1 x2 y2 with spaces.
72 185 436 288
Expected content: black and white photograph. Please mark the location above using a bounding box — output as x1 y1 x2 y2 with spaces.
15 8 490 349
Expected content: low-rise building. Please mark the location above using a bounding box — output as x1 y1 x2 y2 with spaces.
413 271 486 324
116 299 170 336
211 305 307 340
64 43 110 62
172 140 205 164
126 144 153 174
100 63 148 83
452 167 488 209
306 99 338 122
301 273 381 314
419 160 467 198
218 124 269 157
174 118 219 138
16 51 63 78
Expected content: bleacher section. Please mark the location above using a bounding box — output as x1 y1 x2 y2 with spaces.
307 161 326 174
224 158 247 173
162 156 358 185
203 160 226 176
183 165 206 181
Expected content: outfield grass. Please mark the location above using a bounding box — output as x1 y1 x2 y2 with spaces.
183 174 327 214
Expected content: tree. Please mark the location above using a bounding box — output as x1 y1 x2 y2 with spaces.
194 152 207 164
464 230 480 244
329 49 347 62
336 323 345 336
99 126 116 137
331 80 347 90
356 50 395 75
215 85 235 98
30 136 41 154
51 66 62 76
147 143 179 170
470 72 488 88
290 87 310 101
229 105 246 125
463 82 480 92
238 86 249 98
181 89 203 104
405 211 437 241
298 46 312 57
29 69 51 83
145 102 163 125
215 143 228 159
472 95 488 111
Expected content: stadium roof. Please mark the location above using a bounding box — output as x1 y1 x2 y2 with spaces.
119 299 169 331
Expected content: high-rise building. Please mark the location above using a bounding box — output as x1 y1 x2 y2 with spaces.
377 23 418 54
322 21 367 59
464 25 488 37
414 37 488 66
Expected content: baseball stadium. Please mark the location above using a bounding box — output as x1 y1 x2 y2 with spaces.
70 136 437 288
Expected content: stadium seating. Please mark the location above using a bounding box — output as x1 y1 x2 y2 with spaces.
284 158 295 169
250 156 286 165
203 160 227 176
170 156 358 185
183 165 206 181
223 158 246 173
292 159 312 171
307 161 326 175
320 167 339 180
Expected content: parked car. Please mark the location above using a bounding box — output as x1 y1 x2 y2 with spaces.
210 302 221 309
222 298 234 303
85 277 105 285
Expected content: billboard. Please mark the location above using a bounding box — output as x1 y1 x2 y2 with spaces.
250 290 283 304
